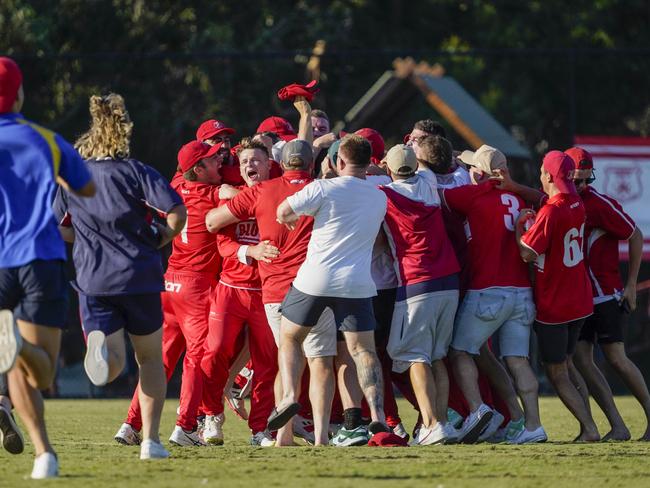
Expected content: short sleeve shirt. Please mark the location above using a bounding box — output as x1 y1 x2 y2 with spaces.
53 158 182 295
442 181 531 290
521 193 593 324
0 113 91 267
287 176 387 298
581 187 636 299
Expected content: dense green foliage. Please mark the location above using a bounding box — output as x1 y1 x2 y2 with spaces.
2 1 649 176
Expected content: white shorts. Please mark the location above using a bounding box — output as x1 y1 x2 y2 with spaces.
451 288 535 357
264 303 337 358
387 290 459 373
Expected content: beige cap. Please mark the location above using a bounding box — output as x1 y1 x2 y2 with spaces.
458 145 507 175
384 144 417 176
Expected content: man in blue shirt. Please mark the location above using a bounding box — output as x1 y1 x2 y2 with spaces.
0 57 95 479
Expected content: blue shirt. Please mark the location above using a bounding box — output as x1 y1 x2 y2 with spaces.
53 158 183 296
0 113 91 268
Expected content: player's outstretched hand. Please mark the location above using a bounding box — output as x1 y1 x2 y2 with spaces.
313 132 337 149
247 240 280 263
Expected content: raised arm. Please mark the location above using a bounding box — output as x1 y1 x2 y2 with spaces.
276 199 300 230
206 205 240 233
294 96 313 144
492 168 545 208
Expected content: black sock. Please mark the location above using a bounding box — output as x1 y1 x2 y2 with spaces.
0 373 8 397
343 408 362 430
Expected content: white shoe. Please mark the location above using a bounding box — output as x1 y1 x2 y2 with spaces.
31 452 58 479
510 426 548 444
293 415 315 445
84 330 109 386
458 404 493 444
250 431 275 447
410 422 447 446
0 309 22 374
169 425 205 446
478 410 504 442
114 423 141 446
203 414 224 445
140 439 169 459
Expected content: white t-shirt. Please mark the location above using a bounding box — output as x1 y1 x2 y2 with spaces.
287 175 387 298
435 163 471 189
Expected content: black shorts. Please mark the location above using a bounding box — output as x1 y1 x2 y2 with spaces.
534 319 585 364
373 288 397 347
281 286 376 333
78 292 163 337
0 259 68 328
579 299 625 344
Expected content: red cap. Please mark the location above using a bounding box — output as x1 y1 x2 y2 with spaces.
565 146 594 179
367 432 408 447
177 141 222 173
543 150 577 195
195 119 235 142
256 116 296 141
0 57 22 113
355 128 385 160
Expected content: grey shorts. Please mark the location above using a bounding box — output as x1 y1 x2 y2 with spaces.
387 289 459 373
264 303 336 358
451 288 535 357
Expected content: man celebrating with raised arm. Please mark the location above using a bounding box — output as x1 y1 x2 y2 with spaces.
271 134 389 437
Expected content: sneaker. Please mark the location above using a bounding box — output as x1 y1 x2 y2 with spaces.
31 452 58 479
509 426 548 444
0 404 24 454
169 425 206 446
458 404 493 444
328 422 342 438
250 431 275 447
443 422 460 444
84 330 109 386
447 407 464 429
410 422 447 446
392 422 409 441
293 415 315 445
478 410 504 443
330 425 370 447
0 310 22 374
487 427 507 443
140 439 170 459
232 366 254 399
368 421 390 435
504 418 526 443
203 414 225 445
114 422 141 446
224 392 249 420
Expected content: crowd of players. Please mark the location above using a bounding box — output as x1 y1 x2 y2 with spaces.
1 56 648 479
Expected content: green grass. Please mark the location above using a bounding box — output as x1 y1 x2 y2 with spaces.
1 397 650 487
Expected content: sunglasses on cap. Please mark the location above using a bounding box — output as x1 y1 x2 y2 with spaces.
573 168 596 185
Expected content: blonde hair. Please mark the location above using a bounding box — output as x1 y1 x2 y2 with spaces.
75 93 133 160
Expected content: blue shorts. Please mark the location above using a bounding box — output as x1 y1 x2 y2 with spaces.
280 286 376 333
78 292 163 337
0 259 68 328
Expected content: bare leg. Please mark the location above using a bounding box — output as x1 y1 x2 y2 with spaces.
431 360 449 423
601 342 650 440
224 339 250 397
343 331 385 424
545 361 599 441
307 356 334 446
573 341 629 440
568 358 591 413
130 329 165 443
450 349 482 412
335 340 362 410
504 356 541 430
476 345 524 421
105 330 127 383
8 321 61 456
409 362 438 428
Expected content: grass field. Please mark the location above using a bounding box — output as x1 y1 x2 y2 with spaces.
1 397 650 487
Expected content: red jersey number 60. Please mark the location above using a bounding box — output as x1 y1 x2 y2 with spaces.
563 224 585 267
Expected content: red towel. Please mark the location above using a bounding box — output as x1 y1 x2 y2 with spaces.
277 80 319 102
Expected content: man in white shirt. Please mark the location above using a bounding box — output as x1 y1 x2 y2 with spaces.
271 134 389 438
